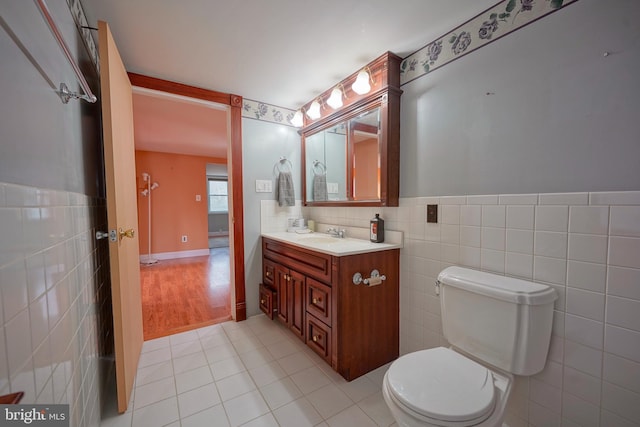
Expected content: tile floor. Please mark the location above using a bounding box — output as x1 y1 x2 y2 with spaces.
100 314 397 427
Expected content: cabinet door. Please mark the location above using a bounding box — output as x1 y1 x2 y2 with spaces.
289 270 306 341
275 264 289 325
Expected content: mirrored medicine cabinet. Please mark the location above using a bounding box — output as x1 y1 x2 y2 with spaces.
300 52 402 207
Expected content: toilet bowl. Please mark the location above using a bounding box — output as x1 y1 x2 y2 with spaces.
383 267 557 427
382 347 512 427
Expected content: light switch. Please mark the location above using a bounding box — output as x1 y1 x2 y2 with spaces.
195 194 201 201
327 183 339 194
255 179 273 193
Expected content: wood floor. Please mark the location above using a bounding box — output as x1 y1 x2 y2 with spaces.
140 247 232 340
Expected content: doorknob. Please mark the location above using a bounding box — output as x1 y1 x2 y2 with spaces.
119 228 135 240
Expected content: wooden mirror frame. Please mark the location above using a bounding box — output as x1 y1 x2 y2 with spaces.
128 73 247 321
300 52 402 207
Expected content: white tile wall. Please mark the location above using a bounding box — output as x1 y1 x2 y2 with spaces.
301 190 640 427
0 183 107 427
260 200 304 233
610 206 640 237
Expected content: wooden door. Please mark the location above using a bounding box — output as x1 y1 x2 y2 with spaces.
289 270 306 340
275 264 289 325
98 20 143 413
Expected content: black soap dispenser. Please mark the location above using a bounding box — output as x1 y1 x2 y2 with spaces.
370 213 385 243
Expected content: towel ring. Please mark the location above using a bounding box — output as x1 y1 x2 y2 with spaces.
273 156 293 175
313 160 326 175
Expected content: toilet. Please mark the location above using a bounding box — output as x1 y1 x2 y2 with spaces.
383 266 557 427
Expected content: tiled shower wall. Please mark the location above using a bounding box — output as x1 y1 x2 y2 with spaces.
0 182 112 427
301 191 640 427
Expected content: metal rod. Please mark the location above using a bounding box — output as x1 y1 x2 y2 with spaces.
34 0 97 103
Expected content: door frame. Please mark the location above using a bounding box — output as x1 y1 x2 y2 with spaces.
128 73 246 321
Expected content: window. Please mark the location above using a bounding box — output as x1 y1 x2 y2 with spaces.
208 178 228 213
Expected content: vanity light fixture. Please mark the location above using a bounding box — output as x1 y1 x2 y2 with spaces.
352 67 373 95
306 99 322 120
326 84 345 109
290 109 304 127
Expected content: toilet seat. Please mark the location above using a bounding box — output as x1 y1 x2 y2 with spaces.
385 347 496 426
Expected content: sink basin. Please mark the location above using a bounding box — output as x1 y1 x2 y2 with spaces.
295 236 339 245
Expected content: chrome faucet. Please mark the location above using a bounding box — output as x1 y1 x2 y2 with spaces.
327 227 346 238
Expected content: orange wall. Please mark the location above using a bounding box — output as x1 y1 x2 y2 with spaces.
136 150 225 255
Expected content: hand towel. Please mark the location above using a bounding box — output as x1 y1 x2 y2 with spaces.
313 174 328 201
277 171 295 207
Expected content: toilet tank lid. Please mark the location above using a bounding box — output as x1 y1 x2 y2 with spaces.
438 267 557 305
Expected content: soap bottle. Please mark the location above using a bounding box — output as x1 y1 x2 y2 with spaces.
370 213 384 243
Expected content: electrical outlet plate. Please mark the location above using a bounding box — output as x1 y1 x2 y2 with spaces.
427 205 438 223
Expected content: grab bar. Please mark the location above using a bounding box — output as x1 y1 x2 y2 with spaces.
35 0 97 103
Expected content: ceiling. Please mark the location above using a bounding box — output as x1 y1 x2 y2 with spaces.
83 1 498 157
132 88 229 158
82 0 498 110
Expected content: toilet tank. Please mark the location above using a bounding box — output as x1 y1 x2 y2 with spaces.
437 267 557 376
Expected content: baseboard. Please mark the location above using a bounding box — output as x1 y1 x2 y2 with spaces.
139 249 210 262
208 231 229 237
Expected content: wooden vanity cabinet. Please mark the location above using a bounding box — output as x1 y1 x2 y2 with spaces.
262 237 399 381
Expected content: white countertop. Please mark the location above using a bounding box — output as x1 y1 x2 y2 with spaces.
261 231 403 256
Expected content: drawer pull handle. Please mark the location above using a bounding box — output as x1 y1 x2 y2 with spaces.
312 297 322 304
260 299 265 305
312 335 320 342
266 272 271 277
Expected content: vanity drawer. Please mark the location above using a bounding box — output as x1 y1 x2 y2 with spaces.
263 258 276 287
263 238 332 284
259 283 276 319
306 278 331 327
306 314 331 363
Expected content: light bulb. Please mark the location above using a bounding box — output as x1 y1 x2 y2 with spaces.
352 69 371 95
290 110 304 127
306 100 321 120
326 87 343 109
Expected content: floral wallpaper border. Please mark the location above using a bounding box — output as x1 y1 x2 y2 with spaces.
68 0 100 72
242 99 298 127
400 0 579 85
70 0 580 125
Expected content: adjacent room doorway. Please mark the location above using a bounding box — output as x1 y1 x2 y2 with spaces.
129 74 246 339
